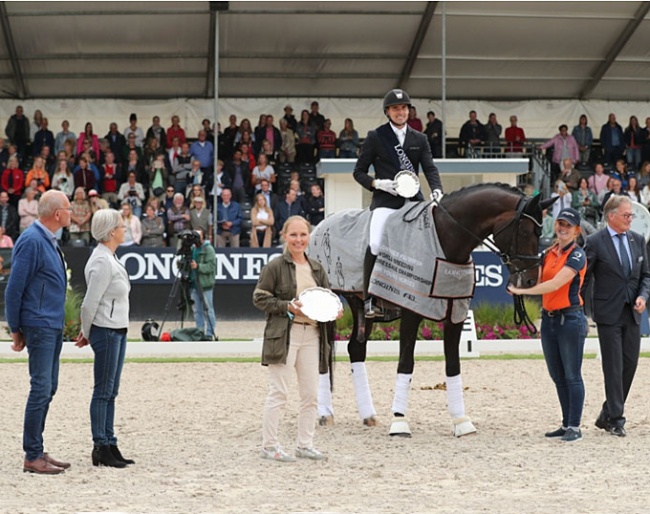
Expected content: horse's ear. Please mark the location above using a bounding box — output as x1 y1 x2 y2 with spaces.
540 196 559 211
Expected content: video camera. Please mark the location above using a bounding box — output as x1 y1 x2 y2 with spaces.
177 229 201 257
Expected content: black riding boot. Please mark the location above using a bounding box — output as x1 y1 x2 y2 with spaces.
363 247 382 318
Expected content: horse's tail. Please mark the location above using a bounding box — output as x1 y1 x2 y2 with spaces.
327 319 336 390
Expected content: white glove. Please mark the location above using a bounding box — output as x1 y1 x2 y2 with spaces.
374 179 398 196
430 189 443 203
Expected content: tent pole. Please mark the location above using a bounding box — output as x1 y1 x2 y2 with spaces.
441 1 446 159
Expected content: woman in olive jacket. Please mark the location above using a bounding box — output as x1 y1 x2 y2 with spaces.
253 215 336 463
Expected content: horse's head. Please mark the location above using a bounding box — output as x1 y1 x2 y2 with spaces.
492 193 554 288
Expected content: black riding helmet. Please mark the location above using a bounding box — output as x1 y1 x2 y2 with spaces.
383 89 412 113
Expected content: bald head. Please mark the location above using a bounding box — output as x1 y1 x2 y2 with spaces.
38 190 70 219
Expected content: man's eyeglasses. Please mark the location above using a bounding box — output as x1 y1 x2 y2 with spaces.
56 207 73 214
616 212 635 220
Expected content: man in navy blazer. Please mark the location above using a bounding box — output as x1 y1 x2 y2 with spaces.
5 190 73 473
583 195 650 437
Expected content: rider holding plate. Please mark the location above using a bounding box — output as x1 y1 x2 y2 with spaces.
353 89 443 318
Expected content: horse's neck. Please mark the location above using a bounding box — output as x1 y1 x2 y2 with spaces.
436 193 517 263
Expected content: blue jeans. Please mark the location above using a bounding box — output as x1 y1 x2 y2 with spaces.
191 286 216 338
89 325 127 446
541 310 587 428
23 327 63 461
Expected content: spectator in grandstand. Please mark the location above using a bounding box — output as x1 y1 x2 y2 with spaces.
212 160 230 200
76 122 101 161
600 113 625 166
190 130 214 173
296 110 316 165
458 110 485 157
0 225 13 248
88 189 109 216
40 145 55 173
147 154 168 203
424 112 443 158
559 158 581 192
216 188 242 248
338 118 360 159
259 179 278 211
640 175 650 207
69 187 92 245
551 179 573 219
140 203 165 247
316 119 337 159
641 117 650 164
571 114 592 164
625 175 640 203
18 187 39 233
254 115 281 157
104 122 126 164
279 119 297 164
124 113 144 148
78 139 98 167
588 162 609 199
305 183 325 227
117 171 145 218
63 138 76 168
167 192 190 247
32 117 54 157
222 114 239 160
309 101 326 132
146 116 166 149
624 115 642 172
260 139 278 168
54 120 76 156
251 153 276 193
234 118 254 147
166 115 186 149
250 192 275 248
1 156 25 207
119 201 141 247
572 177 599 227
273 188 304 237
282 104 298 133
484 113 502 155
202 118 215 146
30 110 43 141
505 115 526 154
73 156 97 195
224 149 251 204
189 196 212 242
188 183 207 208
610 159 631 189
100 151 121 207
0 191 19 241
167 135 182 168
638 161 650 189
5 105 30 156
25 157 51 195
239 142 256 172
601 177 625 210
540 124 579 182
171 142 192 195
51 159 74 199
407 106 423 132
0 138 8 170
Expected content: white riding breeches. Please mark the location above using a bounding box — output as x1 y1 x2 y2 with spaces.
369 207 396 255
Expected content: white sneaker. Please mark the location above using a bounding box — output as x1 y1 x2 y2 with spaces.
260 446 296 462
295 447 327 461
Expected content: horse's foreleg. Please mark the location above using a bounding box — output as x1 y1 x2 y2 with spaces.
388 310 421 437
318 372 334 426
444 319 477 437
347 297 378 425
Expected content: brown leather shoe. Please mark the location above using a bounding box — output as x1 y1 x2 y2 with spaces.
23 457 65 475
43 453 71 469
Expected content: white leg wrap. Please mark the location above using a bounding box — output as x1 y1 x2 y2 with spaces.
446 374 465 419
351 362 376 420
391 373 412 415
317 372 334 417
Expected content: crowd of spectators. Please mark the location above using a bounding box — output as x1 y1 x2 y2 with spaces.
0 102 347 249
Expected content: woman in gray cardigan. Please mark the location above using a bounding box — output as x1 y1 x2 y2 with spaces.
76 209 133 468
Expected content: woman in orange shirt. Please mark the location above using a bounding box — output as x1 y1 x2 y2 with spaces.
509 207 587 443
25 156 50 194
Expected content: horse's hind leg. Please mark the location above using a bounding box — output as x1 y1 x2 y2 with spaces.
347 296 378 425
444 319 477 437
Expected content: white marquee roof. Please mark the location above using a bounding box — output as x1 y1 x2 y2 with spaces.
0 1 649 101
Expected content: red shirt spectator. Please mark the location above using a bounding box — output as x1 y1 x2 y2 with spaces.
505 115 526 152
166 115 186 148
1 156 24 203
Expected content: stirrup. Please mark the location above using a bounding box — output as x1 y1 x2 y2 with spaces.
364 298 383 319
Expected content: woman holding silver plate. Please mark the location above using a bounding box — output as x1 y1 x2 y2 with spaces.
253 215 341 463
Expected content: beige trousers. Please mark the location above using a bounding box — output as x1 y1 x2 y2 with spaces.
262 323 320 449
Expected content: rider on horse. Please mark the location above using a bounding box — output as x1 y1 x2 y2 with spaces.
353 88 444 318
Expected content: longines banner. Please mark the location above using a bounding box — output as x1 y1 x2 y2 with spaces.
109 247 513 303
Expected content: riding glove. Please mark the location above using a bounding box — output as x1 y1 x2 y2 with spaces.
430 189 443 203
374 179 398 196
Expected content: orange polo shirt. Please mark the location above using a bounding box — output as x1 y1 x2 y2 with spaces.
541 242 587 311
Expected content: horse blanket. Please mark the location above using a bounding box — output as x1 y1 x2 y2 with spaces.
309 203 475 323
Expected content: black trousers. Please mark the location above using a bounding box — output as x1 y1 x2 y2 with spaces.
595 306 641 427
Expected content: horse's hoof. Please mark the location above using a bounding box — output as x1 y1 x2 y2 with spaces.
389 417 412 438
363 416 379 427
452 417 477 437
319 415 334 427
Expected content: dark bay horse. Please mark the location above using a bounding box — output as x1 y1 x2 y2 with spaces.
315 183 553 437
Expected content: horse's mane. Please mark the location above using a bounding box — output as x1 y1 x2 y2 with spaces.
442 182 524 202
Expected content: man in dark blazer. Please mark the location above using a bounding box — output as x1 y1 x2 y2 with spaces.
353 88 442 317
583 195 650 437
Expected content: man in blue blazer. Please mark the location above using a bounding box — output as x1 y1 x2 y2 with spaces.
583 195 650 437
5 190 73 473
